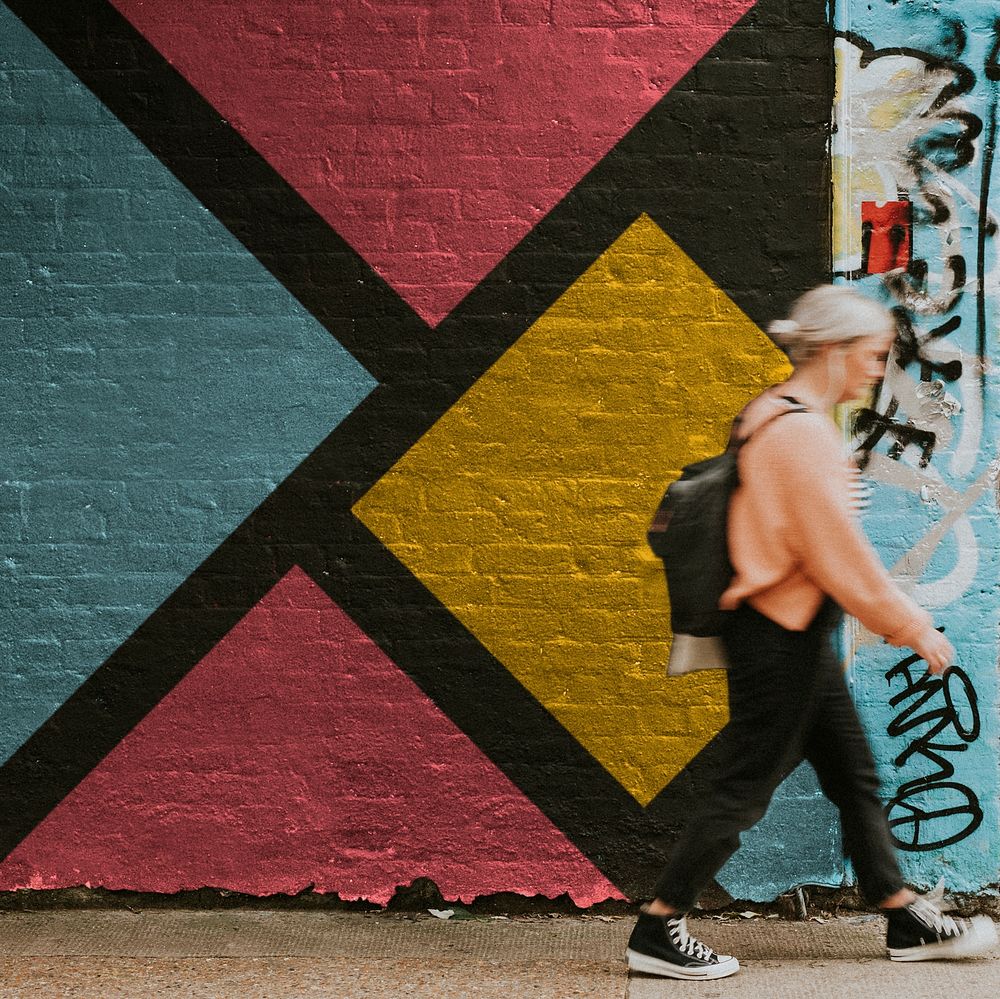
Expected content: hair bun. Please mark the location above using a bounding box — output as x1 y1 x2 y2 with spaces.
768 318 799 342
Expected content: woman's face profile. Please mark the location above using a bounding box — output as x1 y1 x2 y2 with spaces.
836 329 895 403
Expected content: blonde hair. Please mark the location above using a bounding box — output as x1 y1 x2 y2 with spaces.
768 285 896 365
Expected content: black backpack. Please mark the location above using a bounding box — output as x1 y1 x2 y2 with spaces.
648 398 806 638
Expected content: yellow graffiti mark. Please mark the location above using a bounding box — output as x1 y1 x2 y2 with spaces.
832 152 853 265
355 215 791 805
868 85 931 132
832 155 888 264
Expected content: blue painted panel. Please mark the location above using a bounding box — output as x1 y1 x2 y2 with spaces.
834 0 1000 893
0 5 376 763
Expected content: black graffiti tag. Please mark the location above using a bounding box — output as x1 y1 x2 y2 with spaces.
854 396 937 469
853 309 965 471
883 654 983 851
894 311 963 383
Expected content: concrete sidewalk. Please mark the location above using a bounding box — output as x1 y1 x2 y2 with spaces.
0 909 995 998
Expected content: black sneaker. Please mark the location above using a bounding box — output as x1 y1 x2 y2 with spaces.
626 908 739 980
887 895 998 962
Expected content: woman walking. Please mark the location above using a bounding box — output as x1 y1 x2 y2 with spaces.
627 285 998 980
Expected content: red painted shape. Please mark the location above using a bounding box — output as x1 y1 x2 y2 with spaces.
108 0 755 325
861 200 912 274
0 567 623 905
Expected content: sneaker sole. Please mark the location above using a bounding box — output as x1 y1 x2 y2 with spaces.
889 917 998 962
626 948 740 980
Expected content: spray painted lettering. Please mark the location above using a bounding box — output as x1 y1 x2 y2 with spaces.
884 652 982 852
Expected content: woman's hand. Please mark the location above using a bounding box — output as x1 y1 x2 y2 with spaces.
911 627 955 675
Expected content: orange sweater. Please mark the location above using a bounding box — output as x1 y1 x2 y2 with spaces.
719 393 932 648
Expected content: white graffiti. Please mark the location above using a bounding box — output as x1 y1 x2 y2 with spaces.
837 31 994 655
833 34 978 277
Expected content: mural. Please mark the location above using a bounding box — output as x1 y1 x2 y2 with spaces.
5 0 993 908
834 0 1000 892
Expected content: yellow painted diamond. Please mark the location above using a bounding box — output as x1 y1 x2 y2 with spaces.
355 215 791 804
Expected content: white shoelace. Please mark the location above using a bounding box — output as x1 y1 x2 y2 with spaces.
909 896 960 937
669 916 716 962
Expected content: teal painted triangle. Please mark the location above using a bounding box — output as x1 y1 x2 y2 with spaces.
0 4 376 763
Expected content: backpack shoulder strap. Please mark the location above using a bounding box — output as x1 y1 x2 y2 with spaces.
728 395 808 453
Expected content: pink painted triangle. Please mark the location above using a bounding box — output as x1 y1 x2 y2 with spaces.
108 0 756 325
0 567 622 905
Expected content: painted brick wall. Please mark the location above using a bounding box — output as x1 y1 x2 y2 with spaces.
2 0 992 908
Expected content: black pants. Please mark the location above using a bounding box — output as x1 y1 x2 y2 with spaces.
653 601 905 910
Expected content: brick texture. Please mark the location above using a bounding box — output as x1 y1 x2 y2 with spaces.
0 0 874 907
